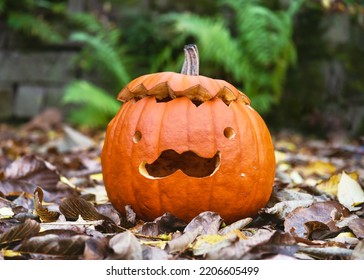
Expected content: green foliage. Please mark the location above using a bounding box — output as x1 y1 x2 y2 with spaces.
63 81 121 129
62 15 130 128
1 0 129 128
7 12 64 44
1 0 66 44
69 32 130 88
155 0 304 113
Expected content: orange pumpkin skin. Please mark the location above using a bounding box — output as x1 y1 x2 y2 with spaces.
101 71 276 224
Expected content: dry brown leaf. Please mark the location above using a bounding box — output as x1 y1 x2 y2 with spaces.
351 240 364 260
33 187 59 223
0 219 40 246
0 179 38 197
108 231 142 260
4 155 60 189
298 246 352 259
296 160 337 178
15 233 88 257
218 218 253 235
184 211 222 235
166 226 202 253
206 229 276 259
192 232 240 256
59 196 114 223
284 201 350 237
84 237 109 260
142 245 170 260
348 218 364 239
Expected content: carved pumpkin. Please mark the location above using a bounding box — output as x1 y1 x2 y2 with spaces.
101 45 275 223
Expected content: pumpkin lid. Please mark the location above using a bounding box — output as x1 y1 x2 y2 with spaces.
117 45 250 105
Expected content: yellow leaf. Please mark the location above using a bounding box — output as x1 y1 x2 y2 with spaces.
275 140 297 152
274 150 288 163
1 249 22 257
140 240 168 249
192 231 242 256
298 160 336 178
196 234 228 245
337 172 364 211
0 207 14 218
90 173 103 181
337 232 356 238
60 176 77 189
316 172 359 197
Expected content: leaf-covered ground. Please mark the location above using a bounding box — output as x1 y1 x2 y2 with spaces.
1 109 364 260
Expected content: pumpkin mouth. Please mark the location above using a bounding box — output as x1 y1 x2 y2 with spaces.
139 150 221 179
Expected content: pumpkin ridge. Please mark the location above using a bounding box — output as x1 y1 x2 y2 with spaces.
130 98 153 215
117 72 251 106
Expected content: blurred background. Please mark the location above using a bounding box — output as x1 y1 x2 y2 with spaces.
0 0 363 140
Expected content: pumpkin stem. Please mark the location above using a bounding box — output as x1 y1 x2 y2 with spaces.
181 44 199 76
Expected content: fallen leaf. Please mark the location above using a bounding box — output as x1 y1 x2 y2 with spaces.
192 232 240 256
351 240 364 260
0 219 40 246
0 207 14 218
243 231 299 260
297 160 337 178
33 187 60 222
46 125 95 153
4 155 60 189
125 205 136 224
142 245 170 260
304 221 339 240
59 196 113 223
40 220 104 234
206 229 276 260
218 218 253 235
22 108 63 131
139 212 187 237
348 218 364 239
165 226 202 253
315 172 359 197
297 246 352 259
284 201 350 237
0 179 38 197
95 204 121 225
15 233 88 257
265 200 314 220
108 231 142 260
84 237 109 260
265 187 317 219
337 171 364 211
328 232 359 246
184 211 222 235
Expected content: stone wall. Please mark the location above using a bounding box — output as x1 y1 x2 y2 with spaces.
0 0 99 121
0 51 78 119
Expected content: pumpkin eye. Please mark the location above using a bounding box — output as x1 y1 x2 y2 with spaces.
133 131 142 143
223 127 236 139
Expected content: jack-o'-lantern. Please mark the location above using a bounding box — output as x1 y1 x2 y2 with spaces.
101 44 275 223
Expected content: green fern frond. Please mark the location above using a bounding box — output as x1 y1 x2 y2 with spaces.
159 0 303 113
172 13 241 77
7 12 63 43
249 93 275 113
0 1 5 13
63 80 121 128
70 32 130 87
67 12 104 34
